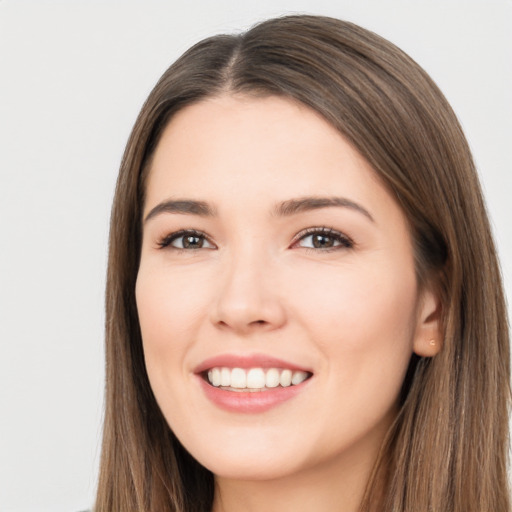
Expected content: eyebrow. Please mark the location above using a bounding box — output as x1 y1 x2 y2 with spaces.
273 196 374 222
144 199 217 223
144 196 374 224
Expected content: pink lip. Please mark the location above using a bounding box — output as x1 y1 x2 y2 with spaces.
194 353 313 414
194 353 311 373
197 376 310 413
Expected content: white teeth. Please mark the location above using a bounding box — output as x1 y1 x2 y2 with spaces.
208 368 221 387
247 368 266 388
231 368 246 388
265 368 280 388
280 369 292 387
220 367 231 386
206 367 311 389
291 370 309 385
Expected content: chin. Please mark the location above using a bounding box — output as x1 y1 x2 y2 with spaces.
198 450 305 481
177 424 312 481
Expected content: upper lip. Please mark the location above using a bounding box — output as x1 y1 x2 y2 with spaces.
194 353 313 374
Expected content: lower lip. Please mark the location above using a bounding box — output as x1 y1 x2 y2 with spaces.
197 376 310 413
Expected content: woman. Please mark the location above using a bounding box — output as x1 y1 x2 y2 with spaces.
95 15 510 512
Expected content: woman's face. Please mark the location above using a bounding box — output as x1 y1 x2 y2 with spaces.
136 95 439 482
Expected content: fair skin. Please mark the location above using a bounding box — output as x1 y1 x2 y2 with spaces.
136 94 440 512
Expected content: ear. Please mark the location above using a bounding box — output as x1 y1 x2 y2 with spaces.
413 286 443 357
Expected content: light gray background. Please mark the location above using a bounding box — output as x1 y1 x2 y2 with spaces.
0 1 510 511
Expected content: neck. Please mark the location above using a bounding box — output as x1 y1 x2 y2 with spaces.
211 443 383 512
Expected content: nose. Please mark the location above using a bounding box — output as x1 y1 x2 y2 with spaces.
210 249 287 334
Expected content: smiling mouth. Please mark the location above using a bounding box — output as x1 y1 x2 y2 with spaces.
205 367 312 392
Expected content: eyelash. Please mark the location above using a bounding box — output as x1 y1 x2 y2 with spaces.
156 227 354 252
157 229 213 251
292 227 354 252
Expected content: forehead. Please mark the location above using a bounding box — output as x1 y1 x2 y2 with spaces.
144 94 396 221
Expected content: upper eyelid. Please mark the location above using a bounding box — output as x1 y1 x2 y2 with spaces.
293 226 352 242
290 228 355 252
157 229 214 248
156 226 353 249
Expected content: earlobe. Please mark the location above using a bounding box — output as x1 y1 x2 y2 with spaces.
413 287 443 357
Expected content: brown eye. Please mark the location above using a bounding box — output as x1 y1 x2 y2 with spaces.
181 234 204 249
296 228 353 250
311 233 335 248
158 230 215 250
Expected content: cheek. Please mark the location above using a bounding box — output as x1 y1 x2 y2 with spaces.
280 261 417 452
288 258 418 385
135 265 211 387
135 265 218 434
293 254 417 334
136 264 210 337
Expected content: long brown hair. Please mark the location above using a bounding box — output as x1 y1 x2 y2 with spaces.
95 15 510 511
